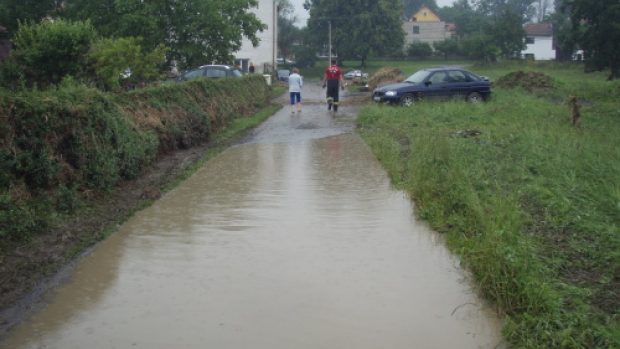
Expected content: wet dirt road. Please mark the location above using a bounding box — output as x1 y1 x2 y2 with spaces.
1 82 503 348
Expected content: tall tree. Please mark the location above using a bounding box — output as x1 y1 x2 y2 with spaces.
568 0 620 79
473 0 537 57
438 0 485 38
0 0 62 34
63 0 266 68
305 0 404 67
535 0 552 22
277 0 301 59
550 0 578 61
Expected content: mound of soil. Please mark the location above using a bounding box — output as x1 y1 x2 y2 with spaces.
368 67 404 91
496 70 555 92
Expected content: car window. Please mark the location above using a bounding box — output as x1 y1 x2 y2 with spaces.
429 71 448 84
206 67 227 78
405 70 430 83
183 69 203 80
465 71 481 81
447 70 469 83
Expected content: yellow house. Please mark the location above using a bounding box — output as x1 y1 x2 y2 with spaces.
402 5 454 48
411 5 441 22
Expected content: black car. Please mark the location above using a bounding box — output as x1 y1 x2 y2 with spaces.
176 64 242 82
373 67 491 106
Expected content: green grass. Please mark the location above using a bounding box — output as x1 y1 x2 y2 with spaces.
0 75 273 243
357 61 619 348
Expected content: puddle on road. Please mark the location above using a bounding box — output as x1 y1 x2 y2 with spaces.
1 84 503 349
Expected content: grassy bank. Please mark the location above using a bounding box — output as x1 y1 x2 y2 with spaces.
0 75 271 243
0 75 278 315
357 62 619 347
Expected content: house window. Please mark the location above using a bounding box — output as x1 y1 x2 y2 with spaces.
526 37 535 44
413 26 420 34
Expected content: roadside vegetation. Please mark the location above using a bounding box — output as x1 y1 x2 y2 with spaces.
0 13 280 321
0 75 271 242
0 75 275 312
358 61 619 348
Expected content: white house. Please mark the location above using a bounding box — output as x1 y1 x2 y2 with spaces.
522 22 555 60
235 0 278 74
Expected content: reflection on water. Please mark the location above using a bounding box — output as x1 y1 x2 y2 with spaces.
2 119 502 348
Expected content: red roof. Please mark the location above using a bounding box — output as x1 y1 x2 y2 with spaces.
525 22 553 36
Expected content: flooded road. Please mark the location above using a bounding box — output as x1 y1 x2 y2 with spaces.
1 82 503 348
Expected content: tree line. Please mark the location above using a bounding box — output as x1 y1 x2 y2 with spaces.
279 0 618 79
0 0 266 89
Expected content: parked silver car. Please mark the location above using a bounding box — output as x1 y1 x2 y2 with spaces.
343 70 368 80
176 64 242 81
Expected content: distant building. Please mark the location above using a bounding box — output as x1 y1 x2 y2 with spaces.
235 0 278 74
0 26 10 62
521 22 555 60
402 5 455 48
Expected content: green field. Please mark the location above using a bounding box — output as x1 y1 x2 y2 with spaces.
357 61 619 348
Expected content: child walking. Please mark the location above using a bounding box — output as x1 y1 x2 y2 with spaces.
288 68 303 113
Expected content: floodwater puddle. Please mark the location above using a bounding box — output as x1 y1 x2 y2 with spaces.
1 83 503 349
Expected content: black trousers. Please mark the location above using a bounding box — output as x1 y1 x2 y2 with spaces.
326 80 340 102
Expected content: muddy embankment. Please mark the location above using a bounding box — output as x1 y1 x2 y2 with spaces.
0 76 272 333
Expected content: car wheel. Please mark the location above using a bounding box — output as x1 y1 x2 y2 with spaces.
400 94 415 107
467 92 483 103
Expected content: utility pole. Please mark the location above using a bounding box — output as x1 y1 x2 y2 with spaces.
273 0 278 73
328 20 332 65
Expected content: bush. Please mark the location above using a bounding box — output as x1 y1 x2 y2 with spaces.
89 37 168 91
0 75 271 242
460 33 500 62
433 38 459 60
12 19 96 86
407 42 433 59
0 59 26 90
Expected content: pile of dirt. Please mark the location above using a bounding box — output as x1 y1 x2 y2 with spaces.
496 70 555 92
368 67 404 91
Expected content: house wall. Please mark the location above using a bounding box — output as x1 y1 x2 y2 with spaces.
235 0 276 74
522 36 555 60
403 21 449 47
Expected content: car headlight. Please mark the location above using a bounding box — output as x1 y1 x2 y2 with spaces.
385 91 397 97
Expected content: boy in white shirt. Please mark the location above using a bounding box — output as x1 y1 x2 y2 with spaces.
288 68 303 113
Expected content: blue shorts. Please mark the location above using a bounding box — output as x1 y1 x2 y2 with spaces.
289 92 301 105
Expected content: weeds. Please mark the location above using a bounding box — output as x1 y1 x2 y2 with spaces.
358 62 619 347
0 75 271 243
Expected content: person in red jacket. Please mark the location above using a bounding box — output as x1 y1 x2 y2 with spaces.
322 59 345 112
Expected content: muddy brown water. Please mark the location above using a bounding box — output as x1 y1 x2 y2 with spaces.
1 82 503 348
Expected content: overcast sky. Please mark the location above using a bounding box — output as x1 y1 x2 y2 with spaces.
291 0 457 27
